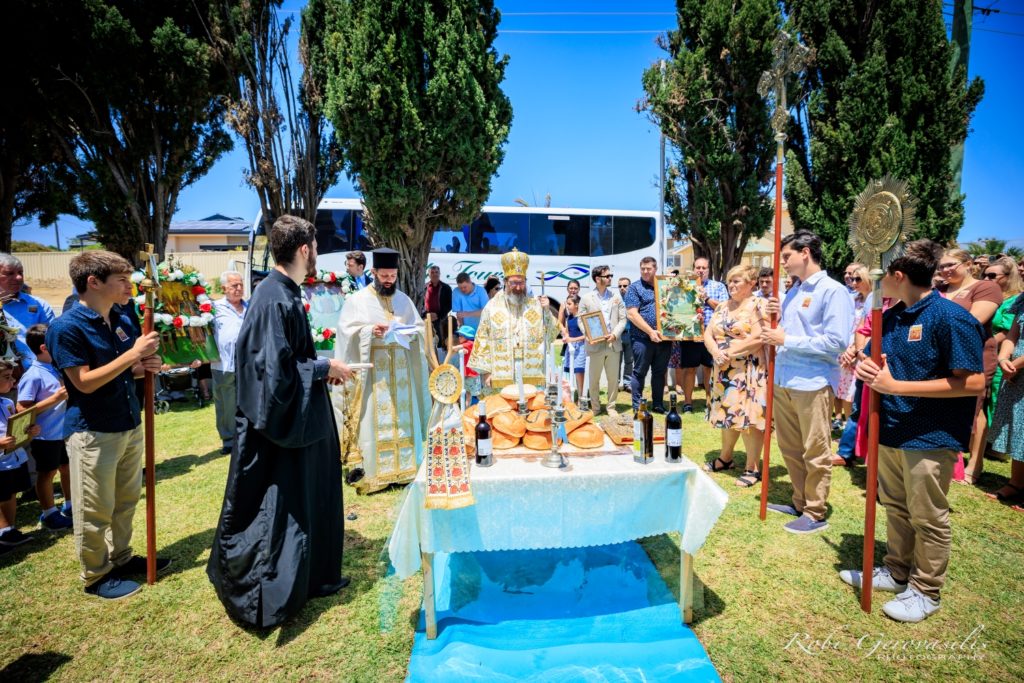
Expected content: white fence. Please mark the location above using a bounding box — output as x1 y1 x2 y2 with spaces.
16 251 249 290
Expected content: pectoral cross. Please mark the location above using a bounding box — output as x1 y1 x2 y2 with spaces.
757 31 811 141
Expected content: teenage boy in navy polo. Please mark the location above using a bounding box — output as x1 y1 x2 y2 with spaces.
19 324 71 530
839 239 985 623
46 251 168 600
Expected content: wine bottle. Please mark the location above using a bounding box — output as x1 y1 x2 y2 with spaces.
475 401 493 467
666 392 682 462
633 398 653 464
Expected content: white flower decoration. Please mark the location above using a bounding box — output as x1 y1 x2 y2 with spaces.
130 271 145 284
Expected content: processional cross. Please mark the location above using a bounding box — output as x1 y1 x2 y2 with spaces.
756 31 811 522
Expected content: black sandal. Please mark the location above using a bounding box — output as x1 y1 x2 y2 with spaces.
736 470 761 487
986 483 1023 503
704 457 735 473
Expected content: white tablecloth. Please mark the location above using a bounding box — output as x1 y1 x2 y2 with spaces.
388 448 729 579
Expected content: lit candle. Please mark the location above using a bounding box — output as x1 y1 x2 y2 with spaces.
582 352 590 407
516 358 525 404
458 348 467 413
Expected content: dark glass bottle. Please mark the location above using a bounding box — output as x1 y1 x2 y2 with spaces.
475 401 493 467
633 398 654 464
666 392 682 462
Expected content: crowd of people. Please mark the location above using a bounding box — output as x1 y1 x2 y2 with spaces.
2 223 1022 629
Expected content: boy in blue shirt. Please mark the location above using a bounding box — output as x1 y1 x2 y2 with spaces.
19 323 71 530
0 358 42 548
839 239 985 623
46 251 166 600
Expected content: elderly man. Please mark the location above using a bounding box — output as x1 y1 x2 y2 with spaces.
469 249 558 390
211 271 247 455
336 248 430 494
0 253 55 370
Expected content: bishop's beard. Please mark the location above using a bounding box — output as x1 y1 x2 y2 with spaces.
374 280 396 297
505 290 527 309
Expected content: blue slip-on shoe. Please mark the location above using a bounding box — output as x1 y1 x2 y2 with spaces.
0 528 34 546
784 515 829 534
882 586 941 623
84 575 142 600
40 509 73 531
766 503 801 517
839 566 908 593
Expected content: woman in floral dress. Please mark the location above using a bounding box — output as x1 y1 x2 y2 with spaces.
987 299 1024 509
702 265 767 487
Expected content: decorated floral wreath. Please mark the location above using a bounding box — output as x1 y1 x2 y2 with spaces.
302 271 356 351
131 260 219 364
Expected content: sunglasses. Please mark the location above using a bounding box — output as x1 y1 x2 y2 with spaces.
984 272 1002 280
937 262 962 271
850 277 863 283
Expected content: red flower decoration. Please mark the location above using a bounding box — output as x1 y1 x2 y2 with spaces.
306 276 315 285
433 446 443 455
322 328 333 340
303 302 311 312
199 302 212 313
139 302 146 312
460 483 469 492
328 272 337 283
191 285 206 296
451 467 462 478
172 316 185 329
432 467 443 477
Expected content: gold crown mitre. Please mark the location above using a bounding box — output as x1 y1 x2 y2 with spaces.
501 248 530 278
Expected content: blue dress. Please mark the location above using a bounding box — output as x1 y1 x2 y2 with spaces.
563 315 586 373
989 312 1024 461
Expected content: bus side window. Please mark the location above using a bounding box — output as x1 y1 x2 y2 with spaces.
315 209 352 255
352 211 373 251
529 215 589 257
590 216 613 256
613 216 656 254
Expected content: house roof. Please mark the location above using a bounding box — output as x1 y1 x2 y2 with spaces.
169 214 250 235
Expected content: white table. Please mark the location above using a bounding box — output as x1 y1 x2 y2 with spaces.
387 447 729 639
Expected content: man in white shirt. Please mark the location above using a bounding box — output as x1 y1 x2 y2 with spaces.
211 271 248 454
579 265 626 414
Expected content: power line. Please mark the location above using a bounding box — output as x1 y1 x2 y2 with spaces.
501 12 676 17
500 29 669 35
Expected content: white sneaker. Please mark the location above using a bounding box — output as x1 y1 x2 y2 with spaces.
882 586 941 623
838 566 908 593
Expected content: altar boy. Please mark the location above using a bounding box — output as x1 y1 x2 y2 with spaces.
839 239 984 623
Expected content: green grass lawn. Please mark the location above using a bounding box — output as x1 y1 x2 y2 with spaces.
1 390 1022 682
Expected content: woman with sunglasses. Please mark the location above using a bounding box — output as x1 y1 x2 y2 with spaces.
942 248 1003 485
835 265 872 434
983 258 1024 433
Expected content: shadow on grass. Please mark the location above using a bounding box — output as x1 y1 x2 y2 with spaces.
155 448 225 482
639 534 724 626
160 526 218 575
824 532 888 580
0 522 65 568
0 651 72 681
269 528 385 647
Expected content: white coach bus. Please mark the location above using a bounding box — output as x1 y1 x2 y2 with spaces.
248 198 663 303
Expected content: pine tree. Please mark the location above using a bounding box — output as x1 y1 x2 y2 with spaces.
785 0 984 271
640 0 781 279
321 0 512 302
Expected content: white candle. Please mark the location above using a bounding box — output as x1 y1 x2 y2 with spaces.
458 348 466 413
557 350 565 407
582 351 590 405
516 359 525 403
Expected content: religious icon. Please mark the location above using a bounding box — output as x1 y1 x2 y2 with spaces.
5 409 36 453
580 310 608 343
654 275 702 341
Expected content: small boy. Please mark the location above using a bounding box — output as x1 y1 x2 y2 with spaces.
0 358 42 548
19 323 72 530
46 251 168 600
839 239 985 623
456 325 480 406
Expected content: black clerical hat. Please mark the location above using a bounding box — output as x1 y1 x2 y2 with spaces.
373 248 400 269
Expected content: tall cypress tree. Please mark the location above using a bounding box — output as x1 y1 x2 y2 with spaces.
641 0 781 279
322 0 512 302
785 0 984 270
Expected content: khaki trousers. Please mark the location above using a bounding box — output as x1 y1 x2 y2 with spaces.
68 427 144 586
773 385 834 520
588 346 621 411
878 445 955 600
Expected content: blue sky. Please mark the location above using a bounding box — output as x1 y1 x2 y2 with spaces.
18 1 1024 249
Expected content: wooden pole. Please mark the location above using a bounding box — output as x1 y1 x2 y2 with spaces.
139 243 159 585
861 283 884 611
758 141 784 521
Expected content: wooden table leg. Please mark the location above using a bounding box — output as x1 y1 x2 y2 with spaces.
421 551 437 639
679 551 693 624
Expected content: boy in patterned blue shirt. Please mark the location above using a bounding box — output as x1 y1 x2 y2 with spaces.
839 240 985 623
0 359 42 548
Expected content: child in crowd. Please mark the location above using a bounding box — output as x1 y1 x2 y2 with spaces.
840 239 985 623
561 295 586 402
457 325 480 406
19 324 71 530
0 358 42 548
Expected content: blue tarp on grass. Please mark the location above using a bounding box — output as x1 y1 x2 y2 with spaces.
406 541 720 682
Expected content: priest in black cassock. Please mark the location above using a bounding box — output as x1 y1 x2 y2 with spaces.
207 214 354 628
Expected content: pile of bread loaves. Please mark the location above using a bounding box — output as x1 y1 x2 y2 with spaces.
463 385 605 453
